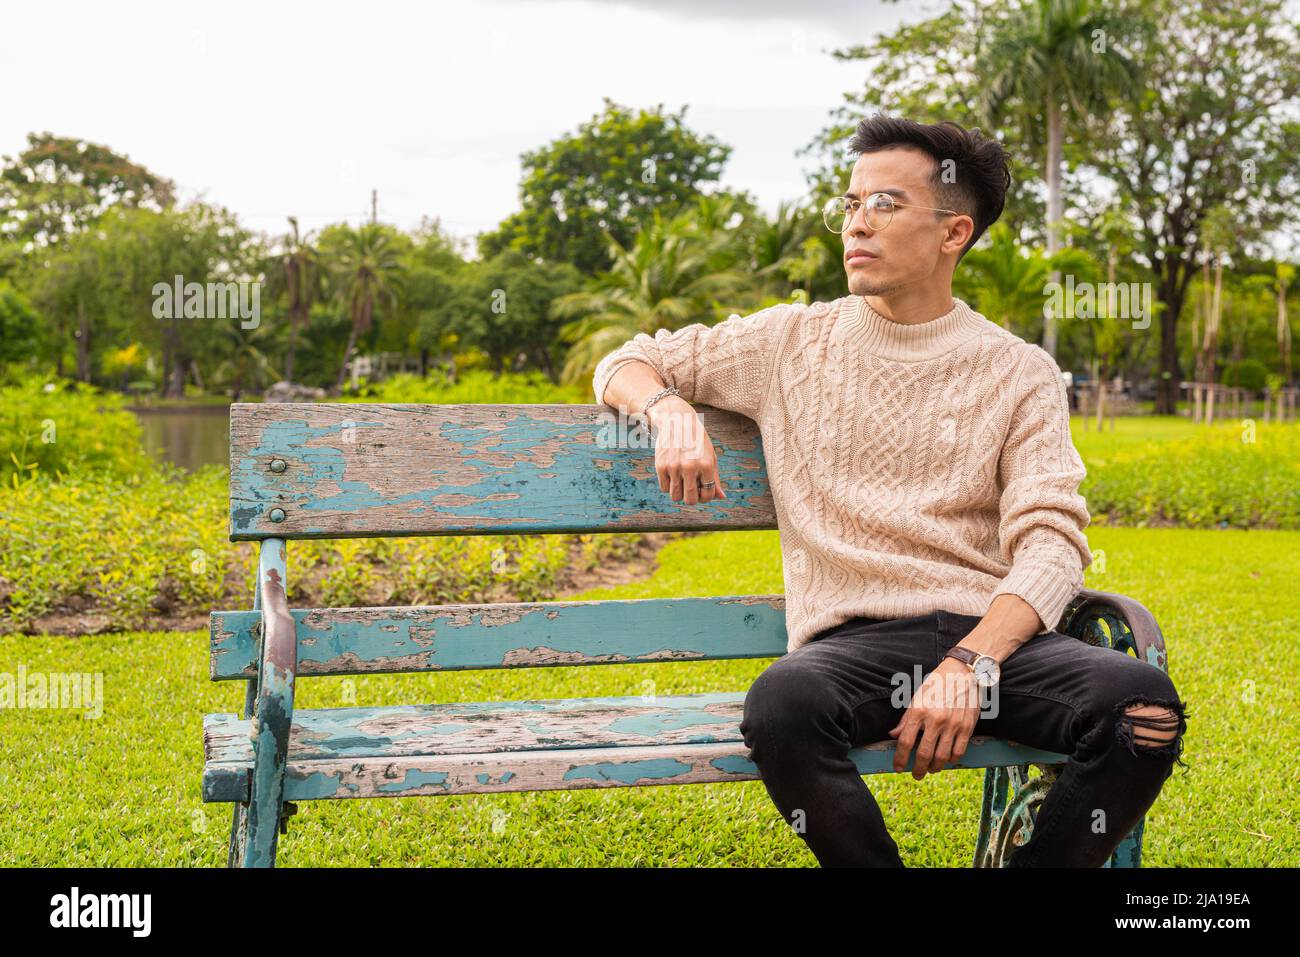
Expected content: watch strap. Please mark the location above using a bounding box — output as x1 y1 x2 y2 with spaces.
944 646 980 668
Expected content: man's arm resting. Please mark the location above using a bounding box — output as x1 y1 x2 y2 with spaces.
600 360 690 424
598 359 727 505
950 592 1046 664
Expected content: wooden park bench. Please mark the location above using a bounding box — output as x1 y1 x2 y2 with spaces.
203 402 1171 867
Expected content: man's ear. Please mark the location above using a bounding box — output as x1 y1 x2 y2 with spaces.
942 216 976 257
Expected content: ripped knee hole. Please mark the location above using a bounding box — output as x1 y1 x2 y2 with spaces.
1114 693 1191 770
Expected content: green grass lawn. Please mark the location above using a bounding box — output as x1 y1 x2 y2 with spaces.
2 524 1295 867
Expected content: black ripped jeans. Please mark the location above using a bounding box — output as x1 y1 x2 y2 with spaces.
739 610 1190 867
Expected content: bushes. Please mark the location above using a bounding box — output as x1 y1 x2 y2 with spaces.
0 377 153 484
0 459 646 633
0 373 646 633
0 465 237 630
1082 424 1300 529
351 369 588 404
1220 359 1269 391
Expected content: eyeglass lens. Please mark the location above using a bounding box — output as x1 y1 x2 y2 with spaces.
828 194 893 232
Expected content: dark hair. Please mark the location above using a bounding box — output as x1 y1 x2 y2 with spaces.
847 113 1011 260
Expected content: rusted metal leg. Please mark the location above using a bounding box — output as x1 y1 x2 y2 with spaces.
240 538 297 868
227 676 256 867
974 764 1061 867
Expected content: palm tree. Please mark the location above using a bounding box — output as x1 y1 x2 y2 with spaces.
749 200 826 300
214 321 279 401
325 224 405 391
551 202 749 388
955 222 1092 337
977 0 1144 357
263 217 322 384
954 223 1052 333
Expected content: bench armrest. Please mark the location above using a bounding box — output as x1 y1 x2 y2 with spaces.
1056 587 1168 672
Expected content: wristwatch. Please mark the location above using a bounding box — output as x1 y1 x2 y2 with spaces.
944 646 1001 688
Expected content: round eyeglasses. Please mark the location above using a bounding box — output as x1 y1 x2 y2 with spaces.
822 192 961 233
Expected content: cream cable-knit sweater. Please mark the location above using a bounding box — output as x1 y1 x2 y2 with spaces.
592 294 1094 653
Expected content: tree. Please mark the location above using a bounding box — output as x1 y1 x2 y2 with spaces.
977 0 1146 357
395 217 468 376
478 99 731 274
1275 261 1294 385
1194 206 1237 387
954 222 1054 334
1093 0 1300 413
212 321 279 401
0 280 38 366
320 223 406 391
26 228 107 380
263 217 324 384
41 203 256 396
443 251 582 377
551 198 751 388
0 133 174 249
803 0 1047 244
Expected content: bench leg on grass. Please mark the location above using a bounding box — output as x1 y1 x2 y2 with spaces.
229 538 298 869
974 763 1061 867
973 755 1145 868
227 676 256 867
974 588 1169 868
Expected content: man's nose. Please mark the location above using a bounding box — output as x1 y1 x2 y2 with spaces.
846 207 874 237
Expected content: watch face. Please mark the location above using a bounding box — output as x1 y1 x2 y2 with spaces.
973 657 1000 688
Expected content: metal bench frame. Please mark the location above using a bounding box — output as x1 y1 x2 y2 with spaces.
205 402 1169 868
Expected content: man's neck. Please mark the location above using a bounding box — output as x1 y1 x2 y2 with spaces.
862 288 956 326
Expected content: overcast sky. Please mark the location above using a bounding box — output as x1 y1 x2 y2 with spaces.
4 1 1296 255
0 0 928 247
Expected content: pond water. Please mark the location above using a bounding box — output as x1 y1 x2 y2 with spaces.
130 406 231 472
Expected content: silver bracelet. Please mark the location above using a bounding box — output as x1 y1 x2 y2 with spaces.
641 386 680 416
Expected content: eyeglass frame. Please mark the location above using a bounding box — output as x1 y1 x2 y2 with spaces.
823 191 963 233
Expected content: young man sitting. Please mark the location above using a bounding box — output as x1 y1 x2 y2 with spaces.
593 113 1188 868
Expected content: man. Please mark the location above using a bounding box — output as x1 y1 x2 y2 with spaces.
592 114 1188 867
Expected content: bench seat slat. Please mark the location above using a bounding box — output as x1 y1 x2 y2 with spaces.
209 596 788 679
205 692 750 764
200 692 1069 802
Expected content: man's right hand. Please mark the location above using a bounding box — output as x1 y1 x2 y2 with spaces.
645 396 729 506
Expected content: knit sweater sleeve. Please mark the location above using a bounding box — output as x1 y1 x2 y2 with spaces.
591 304 792 420
990 346 1094 633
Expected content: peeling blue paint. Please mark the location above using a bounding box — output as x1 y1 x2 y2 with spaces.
377 769 451 793
210 598 789 679
291 771 350 800
709 755 758 775
229 405 778 539
562 757 693 784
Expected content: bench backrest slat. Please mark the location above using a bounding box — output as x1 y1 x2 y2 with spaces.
229 403 776 540
210 595 788 679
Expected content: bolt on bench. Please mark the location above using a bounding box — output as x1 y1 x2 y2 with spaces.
205 402 1170 867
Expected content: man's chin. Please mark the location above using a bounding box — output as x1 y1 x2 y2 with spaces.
846 276 898 298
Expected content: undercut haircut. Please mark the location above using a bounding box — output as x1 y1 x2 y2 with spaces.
848 113 1012 260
